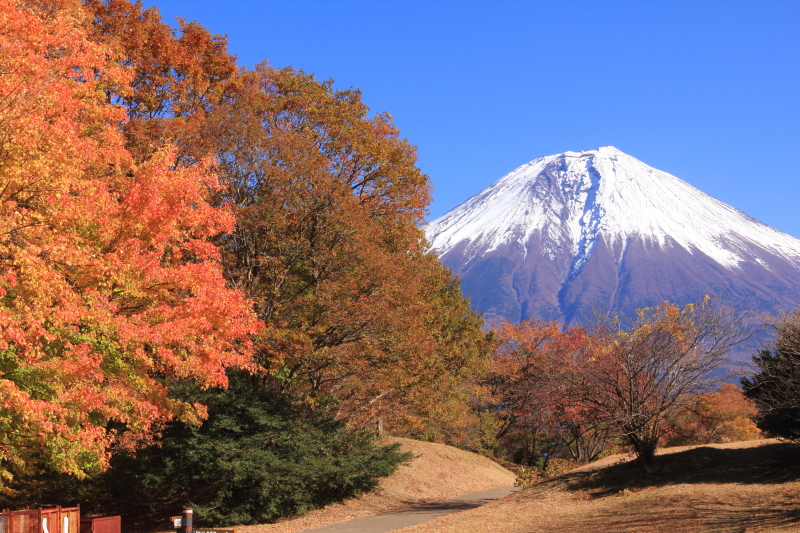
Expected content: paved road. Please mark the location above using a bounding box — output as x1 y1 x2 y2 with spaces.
300 485 520 533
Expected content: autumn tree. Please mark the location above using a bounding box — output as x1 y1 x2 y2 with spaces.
195 64 490 427
487 320 608 466
70 1 490 431
742 311 800 439
83 0 239 164
666 384 762 445
0 0 257 484
0 0 486 521
580 299 751 468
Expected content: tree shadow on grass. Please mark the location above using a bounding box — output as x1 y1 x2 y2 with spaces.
553 441 800 498
509 442 800 532
567 501 800 533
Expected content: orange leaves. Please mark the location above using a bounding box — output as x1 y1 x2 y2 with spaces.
0 0 258 483
667 384 762 445
203 64 484 428
488 300 751 466
577 299 752 465
86 0 236 112
492 320 589 373
488 320 612 464
488 320 597 446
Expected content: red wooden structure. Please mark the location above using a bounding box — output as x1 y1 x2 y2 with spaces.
79 516 120 533
0 507 80 533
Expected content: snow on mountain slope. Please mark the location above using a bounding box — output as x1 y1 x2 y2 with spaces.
429 146 800 271
426 146 800 325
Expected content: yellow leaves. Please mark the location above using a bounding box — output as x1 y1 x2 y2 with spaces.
0 0 260 483
617 301 705 354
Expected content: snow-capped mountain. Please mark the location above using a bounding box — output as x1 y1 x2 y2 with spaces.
426 146 800 325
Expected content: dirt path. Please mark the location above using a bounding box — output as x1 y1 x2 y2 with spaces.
235 438 515 533
299 486 520 533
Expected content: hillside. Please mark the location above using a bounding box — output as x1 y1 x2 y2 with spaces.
397 439 800 532
236 438 515 533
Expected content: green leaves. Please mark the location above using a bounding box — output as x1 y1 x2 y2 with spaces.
84 373 410 525
743 313 800 439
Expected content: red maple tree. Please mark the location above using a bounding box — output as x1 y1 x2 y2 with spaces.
0 0 259 482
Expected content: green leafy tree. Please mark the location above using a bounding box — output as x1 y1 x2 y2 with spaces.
2 372 410 525
742 312 800 439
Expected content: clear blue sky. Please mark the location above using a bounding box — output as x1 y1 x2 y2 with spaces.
144 0 800 238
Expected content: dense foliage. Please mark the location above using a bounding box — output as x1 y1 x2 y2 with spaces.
0 0 258 483
1 373 409 525
743 312 800 439
489 299 752 469
667 384 762 446
487 320 608 466
98 373 410 525
1 0 490 521
201 65 490 428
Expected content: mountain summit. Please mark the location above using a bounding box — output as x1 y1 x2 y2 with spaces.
426 146 800 324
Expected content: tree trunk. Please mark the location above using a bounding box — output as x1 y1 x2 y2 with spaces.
628 435 657 472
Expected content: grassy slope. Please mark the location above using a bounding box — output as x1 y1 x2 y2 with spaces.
236 437 515 533
397 439 800 532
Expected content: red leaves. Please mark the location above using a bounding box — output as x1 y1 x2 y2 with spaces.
0 0 258 481
490 300 751 466
489 320 605 462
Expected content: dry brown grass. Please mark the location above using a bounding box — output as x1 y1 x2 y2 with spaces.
234 437 515 533
397 439 800 532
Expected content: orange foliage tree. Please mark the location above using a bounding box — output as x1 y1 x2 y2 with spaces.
83 0 238 164
0 0 258 483
201 65 490 427
667 383 762 445
488 320 608 465
68 0 490 432
579 299 751 467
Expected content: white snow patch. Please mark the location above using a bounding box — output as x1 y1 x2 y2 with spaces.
426 146 800 273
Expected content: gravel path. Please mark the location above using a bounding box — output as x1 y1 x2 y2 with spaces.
297 486 520 533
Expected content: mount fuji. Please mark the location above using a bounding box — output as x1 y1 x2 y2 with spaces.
426 146 800 325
